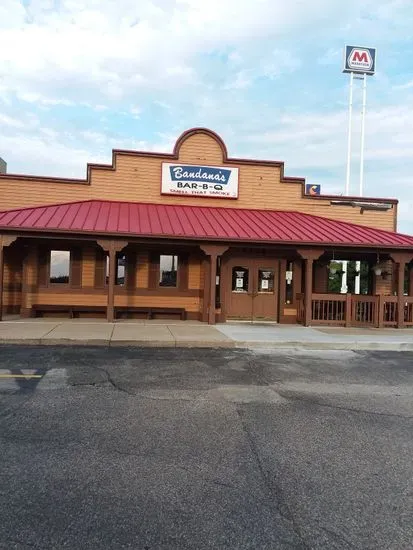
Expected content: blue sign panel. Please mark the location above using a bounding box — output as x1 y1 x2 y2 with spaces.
343 45 376 75
169 165 232 185
305 184 321 196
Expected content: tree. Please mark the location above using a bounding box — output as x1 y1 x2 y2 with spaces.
328 261 370 294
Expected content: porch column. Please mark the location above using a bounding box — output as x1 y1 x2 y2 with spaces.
0 235 17 321
390 252 413 329
297 249 324 327
200 245 228 325
97 240 128 322
409 264 413 296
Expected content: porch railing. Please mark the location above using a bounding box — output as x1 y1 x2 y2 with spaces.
296 293 305 324
404 298 413 327
296 293 413 328
382 296 397 327
312 293 347 326
351 295 378 326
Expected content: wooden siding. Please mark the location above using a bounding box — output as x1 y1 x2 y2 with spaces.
188 256 202 289
6 245 204 314
137 253 149 288
82 246 96 287
3 249 22 309
374 261 394 295
0 131 396 231
314 264 329 293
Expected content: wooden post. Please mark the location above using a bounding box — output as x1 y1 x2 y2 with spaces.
0 244 4 322
278 259 287 323
390 252 413 329
200 244 228 325
377 294 384 328
345 294 352 327
0 235 18 321
304 258 314 327
297 249 324 328
396 260 406 329
107 247 116 323
97 240 128 323
208 253 218 325
409 264 413 297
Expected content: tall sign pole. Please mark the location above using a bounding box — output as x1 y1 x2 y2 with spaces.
342 46 376 295
359 73 367 197
345 71 354 196
354 73 368 293
341 71 355 293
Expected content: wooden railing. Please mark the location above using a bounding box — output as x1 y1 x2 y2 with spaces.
381 296 398 327
296 293 413 328
351 295 378 326
404 297 413 327
296 293 305 324
311 294 347 325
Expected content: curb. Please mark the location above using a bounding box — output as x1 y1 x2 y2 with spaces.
0 339 413 351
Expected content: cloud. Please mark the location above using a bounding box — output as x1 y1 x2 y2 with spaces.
393 80 413 90
1 0 413 238
0 0 382 106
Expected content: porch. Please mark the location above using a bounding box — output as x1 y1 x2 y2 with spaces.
297 293 413 328
1 199 413 327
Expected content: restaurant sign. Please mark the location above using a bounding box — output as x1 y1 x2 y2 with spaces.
161 163 239 198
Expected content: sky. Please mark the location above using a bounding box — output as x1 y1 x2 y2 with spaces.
1 0 413 233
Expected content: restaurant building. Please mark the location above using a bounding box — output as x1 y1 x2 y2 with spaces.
0 127 413 327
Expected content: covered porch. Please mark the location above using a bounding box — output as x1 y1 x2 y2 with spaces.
1 199 413 327
296 249 413 329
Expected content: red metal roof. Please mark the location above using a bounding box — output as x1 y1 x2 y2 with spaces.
0 199 412 248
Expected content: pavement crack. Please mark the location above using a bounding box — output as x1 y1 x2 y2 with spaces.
98 368 133 394
176 464 237 490
278 390 413 420
236 406 310 550
68 366 133 395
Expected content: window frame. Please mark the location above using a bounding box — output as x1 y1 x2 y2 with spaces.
148 251 189 292
159 254 179 288
104 253 127 287
48 249 72 287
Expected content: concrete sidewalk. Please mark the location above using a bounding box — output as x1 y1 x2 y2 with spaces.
1 318 413 350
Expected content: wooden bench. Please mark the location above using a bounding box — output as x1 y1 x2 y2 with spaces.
32 304 186 320
115 306 186 320
32 304 106 319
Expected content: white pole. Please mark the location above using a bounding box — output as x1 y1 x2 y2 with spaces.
359 74 367 196
342 72 354 294
345 71 354 195
355 73 367 295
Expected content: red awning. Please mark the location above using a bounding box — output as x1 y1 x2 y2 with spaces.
0 199 412 248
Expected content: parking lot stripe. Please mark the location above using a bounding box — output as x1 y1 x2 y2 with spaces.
0 374 43 379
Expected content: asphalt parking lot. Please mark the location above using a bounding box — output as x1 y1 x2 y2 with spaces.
0 345 412 549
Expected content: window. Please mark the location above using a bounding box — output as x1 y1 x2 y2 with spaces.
105 254 126 286
285 262 294 304
232 266 249 293
258 269 275 293
159 255 178 287
50 250 70 284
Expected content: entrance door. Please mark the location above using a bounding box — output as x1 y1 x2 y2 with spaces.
225 258 279 321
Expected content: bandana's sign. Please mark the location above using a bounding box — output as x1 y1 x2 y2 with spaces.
162 163 239 198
